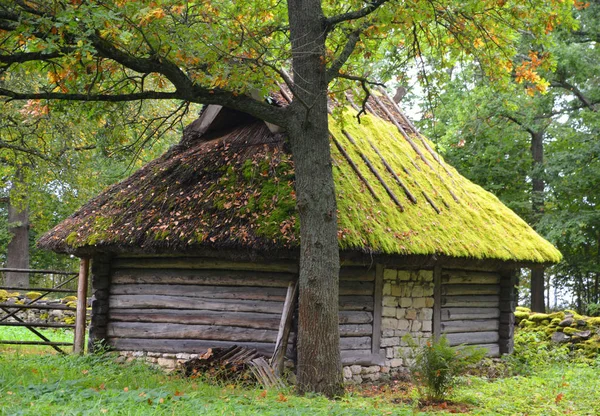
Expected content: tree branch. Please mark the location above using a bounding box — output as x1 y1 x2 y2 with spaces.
326 28 362 82
0 49 73 64
551 79 598 112
0 88 180 102
325 0 392 27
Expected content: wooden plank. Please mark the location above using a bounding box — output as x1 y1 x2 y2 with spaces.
340 336 372 350
441 285 501 296
455 343 500 357
441 295 500 308
74 258 89 354
339 267 375 281
108 309 282 329
341 350 385 366
372 264 383 354
109 295 284 314
441 319 499 334
441 271 500 285
0 268 77 276
339 311 373 324
109 338 282 357
441 307 500 321
107 322 279 343
271 281 298 376
110 284 287 301
339 281 374 296
0 340 73 346
0 286 76 293
111 268 296 287
0 322 75 329
445 331 499 346
340 324 373 337
339 296 373 311
433 265 442 339
113 257 298 273
0 303 76 311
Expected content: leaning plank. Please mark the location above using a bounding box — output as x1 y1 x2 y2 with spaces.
107 322 279 343
109 295 283 314
440 319 499 334
339 311 373 324
441 285 501 296
441 295 500 308
445 331 500 346
111 268 295 287
113 257 298 273
109 338 281 357
339 296 374 311
271 281 297 376
110 284 287 301
339 324 373 337
441 308 500 321
442 272 500 285
108 309 282 329
340 336 372 350
341 350 385 366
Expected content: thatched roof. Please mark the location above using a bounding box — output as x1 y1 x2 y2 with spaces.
38 89 561 264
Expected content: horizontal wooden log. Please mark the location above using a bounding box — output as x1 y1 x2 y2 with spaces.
339 267 376 281
109 295 283 314
109 309 282 329
0 340 73 347
441 319 499 334
339 296 374 311
441 271 500 285
339 281 374 296
341 351 385 366
107 322 279 343
111 268 295 288
113 257 298 273
339 311 373 324
110 284 287 302
108 338 283 357
455 343 500 357
441 295 500 308
339 324 373 337
446 331 499 346
441 285 500 296
340 336 371 350
441 308 500 321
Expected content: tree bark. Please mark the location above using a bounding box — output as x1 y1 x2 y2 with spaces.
530 130 545 312
5 177 29 288
287 0 343 397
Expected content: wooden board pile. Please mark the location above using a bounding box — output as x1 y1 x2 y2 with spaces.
180 345 284 388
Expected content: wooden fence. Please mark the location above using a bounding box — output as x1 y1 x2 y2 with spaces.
0 268 79 354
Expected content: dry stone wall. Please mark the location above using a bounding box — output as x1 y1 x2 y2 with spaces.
342 267 434 383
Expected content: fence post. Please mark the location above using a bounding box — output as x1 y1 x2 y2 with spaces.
74 258 90 354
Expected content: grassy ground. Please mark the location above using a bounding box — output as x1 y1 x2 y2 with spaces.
0 327 598 415
0 352 598 415
0 326 74 355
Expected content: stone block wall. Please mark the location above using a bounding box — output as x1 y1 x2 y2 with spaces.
342 268 434 383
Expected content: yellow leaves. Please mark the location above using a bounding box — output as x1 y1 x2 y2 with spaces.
212 75 227 89
473 38 484 49
140 8 166 26
574 0 590 10
515 51 551 96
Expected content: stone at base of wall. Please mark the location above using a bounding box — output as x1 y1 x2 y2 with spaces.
117 350 200 371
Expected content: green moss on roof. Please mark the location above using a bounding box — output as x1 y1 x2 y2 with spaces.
38 99 561 264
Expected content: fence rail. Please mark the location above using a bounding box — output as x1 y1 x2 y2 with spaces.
0 268 79 354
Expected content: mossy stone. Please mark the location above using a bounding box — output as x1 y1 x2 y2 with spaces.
562 327 579 336
515 311 530 322
516 306 531 313
25 292 42 300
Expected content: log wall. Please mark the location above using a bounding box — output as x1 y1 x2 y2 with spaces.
439 269 503 356
101 257 379 365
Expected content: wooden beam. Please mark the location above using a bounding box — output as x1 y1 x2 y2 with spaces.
433 265 442 340
271 281 298 376
73 258 89 354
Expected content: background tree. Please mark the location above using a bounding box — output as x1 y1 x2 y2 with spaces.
0 0 575 395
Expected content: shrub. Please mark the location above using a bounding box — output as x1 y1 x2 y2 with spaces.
587 303 600 317
403 335 486 402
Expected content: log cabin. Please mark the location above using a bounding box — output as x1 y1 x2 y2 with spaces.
38 88 561 380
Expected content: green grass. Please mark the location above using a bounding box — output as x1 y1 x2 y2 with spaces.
0 326 74 354
0 352 598 415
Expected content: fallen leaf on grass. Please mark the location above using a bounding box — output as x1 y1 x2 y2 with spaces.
123 387 129 392
555 393 565 404
81 369 89 375
277 392 288 402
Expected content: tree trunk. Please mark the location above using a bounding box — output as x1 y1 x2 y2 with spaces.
287 0 343 397
530 130 545 312
5 191 29 288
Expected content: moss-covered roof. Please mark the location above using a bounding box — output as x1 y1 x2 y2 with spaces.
38 91 561 264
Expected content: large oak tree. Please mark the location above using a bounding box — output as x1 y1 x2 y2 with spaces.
0 0 574 396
